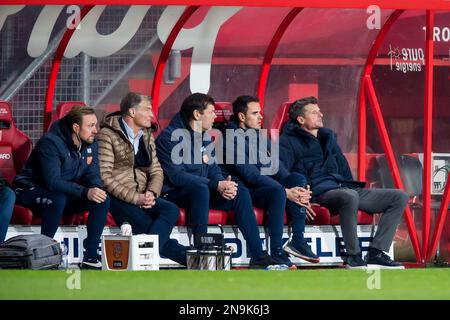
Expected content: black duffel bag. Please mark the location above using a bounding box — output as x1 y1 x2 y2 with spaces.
0 234 62 269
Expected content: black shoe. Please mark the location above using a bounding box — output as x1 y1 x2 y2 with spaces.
79 257 102 270
249 252 289 270
366 251 405 269
344 254 367 269
271 249 297 269
283 241 320 263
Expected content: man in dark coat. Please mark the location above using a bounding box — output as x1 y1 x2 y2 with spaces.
0 172 15 243
13 106 109 269
279 96 408 269
156 93 287 269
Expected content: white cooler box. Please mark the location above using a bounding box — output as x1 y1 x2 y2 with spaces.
101 234 159 271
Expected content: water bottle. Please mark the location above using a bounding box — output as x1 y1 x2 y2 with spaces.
59 242 69 270
120 221 132 236
266 264 289 271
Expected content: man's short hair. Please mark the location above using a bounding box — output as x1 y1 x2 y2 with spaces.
288 96 318 122
60 105 96 131
120 92 151 116
232 95 260 121
180 93 215 123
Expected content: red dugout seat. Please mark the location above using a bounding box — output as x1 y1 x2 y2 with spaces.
270 102 291 139
213 102 233 123
176 207 266 226
0 101 34 224
48 101 87 129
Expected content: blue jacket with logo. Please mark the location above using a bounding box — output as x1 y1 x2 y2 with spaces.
221 121 293 189
13 120 103 198
279 121 365 198
155 112 224 194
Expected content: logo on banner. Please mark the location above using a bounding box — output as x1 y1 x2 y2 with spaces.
113 242 122 258
388 44 424 73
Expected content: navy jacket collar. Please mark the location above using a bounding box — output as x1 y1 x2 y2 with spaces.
49 120 84 152
283 121 335 142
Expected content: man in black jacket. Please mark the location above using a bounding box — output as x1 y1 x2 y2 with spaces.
13 106 109 269
279 96 408 269
156 93 287 269
0 172 15 243
222 95 319 265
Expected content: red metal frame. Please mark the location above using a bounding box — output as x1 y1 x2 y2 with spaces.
257 7 303 112
7 1 450 11
427 177 450 260
43 5 94 133
422 10 434 259
358 85 366 180
357 9 421 262
358 10 403 181
365 78 422 262
150 6 199 118
426 12 449 257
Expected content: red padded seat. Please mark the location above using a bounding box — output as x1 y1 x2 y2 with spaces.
0 101 34 225
49 101 86 128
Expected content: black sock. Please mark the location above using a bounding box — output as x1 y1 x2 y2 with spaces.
368 247 383 256
271 247 282 255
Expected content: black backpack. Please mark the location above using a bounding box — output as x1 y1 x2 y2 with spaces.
0 234 62 269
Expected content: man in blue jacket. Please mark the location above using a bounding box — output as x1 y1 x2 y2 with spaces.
279 96 408 269
13 106 109 269
156 93 286 269
0 172 15 243
222 95 319 265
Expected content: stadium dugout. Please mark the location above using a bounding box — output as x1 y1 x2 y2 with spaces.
1 0 450 268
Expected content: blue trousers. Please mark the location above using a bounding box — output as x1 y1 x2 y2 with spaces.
249 184 285 251
162 181 264 259
285 173 308 244
0 186 15 243
16 186 109 259
109 196 187 266
249 173 308 250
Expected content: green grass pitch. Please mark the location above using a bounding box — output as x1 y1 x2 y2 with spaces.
1 268 450 300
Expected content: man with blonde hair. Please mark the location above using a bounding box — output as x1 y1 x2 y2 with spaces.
14 105 109 269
